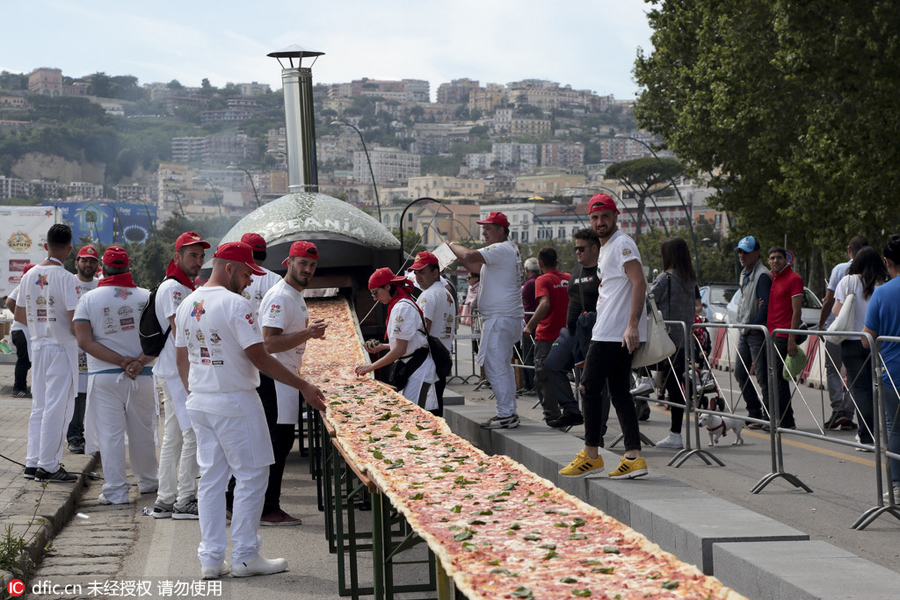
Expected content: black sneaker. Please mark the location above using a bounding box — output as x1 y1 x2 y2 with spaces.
13 388 31 398
23 467 36 480
480 415 520 429
34 465 78 483
68 439 85 454
548 413 584 429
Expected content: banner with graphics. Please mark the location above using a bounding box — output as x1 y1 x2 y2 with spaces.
42 202 157 246
0 206 60 297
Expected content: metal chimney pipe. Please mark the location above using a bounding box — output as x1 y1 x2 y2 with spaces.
268 45 324 194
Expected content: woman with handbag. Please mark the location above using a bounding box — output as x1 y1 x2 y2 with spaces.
355 267 438 412
833 246 889 449
648 237 699 449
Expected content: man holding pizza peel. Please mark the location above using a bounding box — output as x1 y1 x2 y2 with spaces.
560 194 649 479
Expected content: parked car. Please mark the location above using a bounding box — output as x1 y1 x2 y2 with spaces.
700 284 823 327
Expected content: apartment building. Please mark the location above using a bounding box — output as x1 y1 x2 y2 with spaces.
114 184 148 201
353 148 420 185
237 82 271 96
67 182 104 199
0 176 29 199
515 172 586 197
171 137 207 164
27 68 63 96
407 176 485 200
436 78 480 104
542 142 585 168
492 143 538 172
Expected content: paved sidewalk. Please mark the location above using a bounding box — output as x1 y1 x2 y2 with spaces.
0 366 98 591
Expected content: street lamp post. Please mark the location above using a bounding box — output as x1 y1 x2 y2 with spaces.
616 135 701 279
226 165 261 208
399 197 440 267
332 120 382 222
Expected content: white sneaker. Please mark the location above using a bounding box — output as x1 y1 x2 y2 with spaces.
232 555 288 577
656 432 683 449
883 486 900 504
98 494 113 505
201 562 230 580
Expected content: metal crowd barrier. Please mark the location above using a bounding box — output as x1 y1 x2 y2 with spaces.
670 321 900 530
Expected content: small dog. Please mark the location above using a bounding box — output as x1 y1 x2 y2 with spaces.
698 413 745 447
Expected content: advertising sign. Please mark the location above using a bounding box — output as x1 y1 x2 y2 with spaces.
0 206 59 297
43 202 157 246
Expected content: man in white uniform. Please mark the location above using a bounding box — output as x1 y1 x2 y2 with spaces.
67 244 100 455
409 251 455 417
257 240 327 525
560 195 649 480
152 231 209 520
74 247 158 504
15 224 80 483
175 241 327 580
447 212 524 429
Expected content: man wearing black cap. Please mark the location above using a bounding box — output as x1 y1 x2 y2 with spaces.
448 211 525 429
175 241 326 579
734 235 770 426
74 247 157 505
152 231 210 520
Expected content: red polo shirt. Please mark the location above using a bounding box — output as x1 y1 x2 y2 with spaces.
767 266 804 337
534 269 570 341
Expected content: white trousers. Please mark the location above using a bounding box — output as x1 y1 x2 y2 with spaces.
478 316 521 418
86 373 158 503
401 354 439 411
189 394 273 566
156 377 198 505
27 343 77 472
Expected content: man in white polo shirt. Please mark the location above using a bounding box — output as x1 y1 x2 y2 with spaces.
257 240 327 525
448 211 524 428
152 231 210 520
175 241 326 580
409 251 455 417
15 224 80 483
74 246 158 504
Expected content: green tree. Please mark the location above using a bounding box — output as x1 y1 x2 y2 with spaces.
632 0 900 256
605 157 684 241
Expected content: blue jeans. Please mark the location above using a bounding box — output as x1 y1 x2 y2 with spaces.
841 341 875 445
735 331 767 417
883 387 900 486
537 330 583 419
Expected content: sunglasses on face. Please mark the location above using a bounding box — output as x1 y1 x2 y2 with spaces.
574 245 590 253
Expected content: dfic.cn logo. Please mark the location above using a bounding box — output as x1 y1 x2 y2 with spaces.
7 578 25 596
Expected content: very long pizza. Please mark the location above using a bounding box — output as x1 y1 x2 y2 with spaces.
305 299 745 600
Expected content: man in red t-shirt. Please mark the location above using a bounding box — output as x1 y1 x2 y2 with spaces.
523 247 570 422
766 246 804 429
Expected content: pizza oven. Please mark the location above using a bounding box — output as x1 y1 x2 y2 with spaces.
215 45 401 340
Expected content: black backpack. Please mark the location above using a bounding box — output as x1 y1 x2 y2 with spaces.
139 276 176 357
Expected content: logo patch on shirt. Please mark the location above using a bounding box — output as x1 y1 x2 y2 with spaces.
245 313 254 325
36 274 48 290
195 329 206 345
114 287 131 300
269 304 281 315
622 248 632 257
191 300 206 322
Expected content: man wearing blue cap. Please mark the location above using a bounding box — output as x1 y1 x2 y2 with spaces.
734 235 771 426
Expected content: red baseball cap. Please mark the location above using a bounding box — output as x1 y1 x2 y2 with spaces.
408 251 439 271
368 267 405 290
76 245 99 260
22 263 35 276
240 232 267 251
102 246 129 268
213 242 266 276
175 231 211 251
588 193 619 214
281 241 319 266
476 211 510 228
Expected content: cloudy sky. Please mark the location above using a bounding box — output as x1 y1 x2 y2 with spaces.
3 1 654 100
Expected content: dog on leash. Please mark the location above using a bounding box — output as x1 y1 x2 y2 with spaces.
698 413 745 447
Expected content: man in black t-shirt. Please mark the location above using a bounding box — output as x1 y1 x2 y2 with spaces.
542 229 603 429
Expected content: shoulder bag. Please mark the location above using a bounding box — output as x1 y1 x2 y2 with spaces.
632 293 676 369
826 277 857 344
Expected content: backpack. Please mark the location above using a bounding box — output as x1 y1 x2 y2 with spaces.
139 277 176 357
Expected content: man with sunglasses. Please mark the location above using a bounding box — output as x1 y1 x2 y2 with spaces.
540 228 602 429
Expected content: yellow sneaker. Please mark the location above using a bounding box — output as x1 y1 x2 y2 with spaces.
559 450 604 478
608 456 648 480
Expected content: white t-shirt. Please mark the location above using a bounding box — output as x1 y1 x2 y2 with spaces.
75 277 99 391
477 240 524 320
20 263 79 347
834 274 876 339
241 267 282 317
824 260 851 327
152 277 193 379
8 286 25 334
389 298 429 357
74 285 151 373
176 287 264 417
591 230 648 343
418 282 454 351
259 278 309 371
